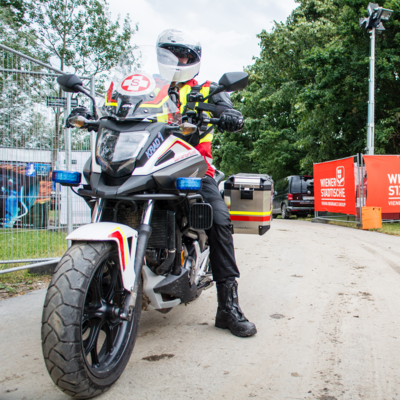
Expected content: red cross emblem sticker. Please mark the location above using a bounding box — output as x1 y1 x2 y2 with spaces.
120 74 151 93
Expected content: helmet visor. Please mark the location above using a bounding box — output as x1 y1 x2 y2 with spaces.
160 45 200 65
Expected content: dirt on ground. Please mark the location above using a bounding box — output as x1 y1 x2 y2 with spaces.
0 276 51 301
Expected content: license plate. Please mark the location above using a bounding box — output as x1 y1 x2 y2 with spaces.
303 196 314 200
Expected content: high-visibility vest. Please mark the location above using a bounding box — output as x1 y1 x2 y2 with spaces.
178 79 215 178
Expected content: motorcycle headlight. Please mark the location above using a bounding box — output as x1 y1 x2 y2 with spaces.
96 129 149 178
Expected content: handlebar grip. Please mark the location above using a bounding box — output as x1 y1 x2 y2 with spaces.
210 118 220 124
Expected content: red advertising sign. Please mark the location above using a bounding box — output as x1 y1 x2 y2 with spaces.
313 157 356 215
364 155 400 213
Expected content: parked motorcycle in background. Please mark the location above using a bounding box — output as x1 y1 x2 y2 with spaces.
41 46 249 398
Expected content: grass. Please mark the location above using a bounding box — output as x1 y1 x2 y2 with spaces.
274 214 312 222
371 222 400 236
323 220 400 236
0 229 67 285
274 213 400 237
0 269 49 285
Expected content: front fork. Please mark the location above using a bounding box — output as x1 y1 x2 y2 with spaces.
91 198 105 223
94 198 154 321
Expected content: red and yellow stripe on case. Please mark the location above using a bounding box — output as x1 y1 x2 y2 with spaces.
229 210 272 222
108 228 128 271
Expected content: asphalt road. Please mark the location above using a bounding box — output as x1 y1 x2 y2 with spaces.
2 219 400 400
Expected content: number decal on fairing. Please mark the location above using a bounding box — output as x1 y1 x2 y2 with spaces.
146 132 164 159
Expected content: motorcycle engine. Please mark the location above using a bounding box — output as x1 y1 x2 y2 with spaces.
145 210 176 275
102 202 176 275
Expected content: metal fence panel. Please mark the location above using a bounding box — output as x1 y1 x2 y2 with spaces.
0 46 92 272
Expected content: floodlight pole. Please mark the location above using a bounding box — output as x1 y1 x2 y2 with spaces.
361 3 392 154
367 27 375 155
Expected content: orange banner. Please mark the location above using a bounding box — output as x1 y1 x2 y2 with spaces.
313 157 356 215
364 155 400 213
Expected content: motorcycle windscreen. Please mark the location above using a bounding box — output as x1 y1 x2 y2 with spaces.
100 46 182 124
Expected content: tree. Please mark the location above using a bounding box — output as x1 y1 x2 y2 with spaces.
26 0 138 164
215 0 400 181
0 0 29 26
29 0 136 82
0 3 45 57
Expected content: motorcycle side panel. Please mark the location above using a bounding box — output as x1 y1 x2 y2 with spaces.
66 222 137 292
131 135 201 177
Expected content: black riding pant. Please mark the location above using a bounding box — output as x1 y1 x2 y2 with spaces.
198 175 240 283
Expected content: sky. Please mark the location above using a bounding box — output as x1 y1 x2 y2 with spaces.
109 0 298 84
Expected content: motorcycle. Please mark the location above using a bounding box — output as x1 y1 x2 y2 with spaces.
41 46 248 398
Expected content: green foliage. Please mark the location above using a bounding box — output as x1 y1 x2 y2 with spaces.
28 0 137 84
0 5 46 59
215 0 400 181
0 0 28 26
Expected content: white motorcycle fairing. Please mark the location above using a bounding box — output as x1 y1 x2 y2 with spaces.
142 265 181 310
66 222 137 292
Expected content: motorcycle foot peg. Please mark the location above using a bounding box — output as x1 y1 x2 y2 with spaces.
198 278 214 291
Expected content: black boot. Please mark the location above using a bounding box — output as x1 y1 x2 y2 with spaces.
215 277 257 337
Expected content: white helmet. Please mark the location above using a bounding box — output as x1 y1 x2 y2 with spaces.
157 29 201 82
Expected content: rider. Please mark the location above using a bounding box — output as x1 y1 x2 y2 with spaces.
157 29 257 337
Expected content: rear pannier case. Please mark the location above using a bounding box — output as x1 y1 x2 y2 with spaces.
224 173 273 235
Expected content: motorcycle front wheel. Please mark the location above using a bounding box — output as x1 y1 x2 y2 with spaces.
41 241 142 399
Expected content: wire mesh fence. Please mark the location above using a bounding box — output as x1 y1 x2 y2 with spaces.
0 45 92 273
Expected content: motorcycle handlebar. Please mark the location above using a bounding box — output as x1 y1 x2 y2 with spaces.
209 118 220 125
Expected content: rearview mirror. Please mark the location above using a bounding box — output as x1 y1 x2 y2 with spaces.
203 71 249 100
57 74 83 93
57 74 98 120
218 72 248 92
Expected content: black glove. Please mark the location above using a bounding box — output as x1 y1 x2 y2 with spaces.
65 106 93 128
218 109 244 133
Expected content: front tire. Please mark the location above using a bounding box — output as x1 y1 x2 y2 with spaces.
41 241 142 399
